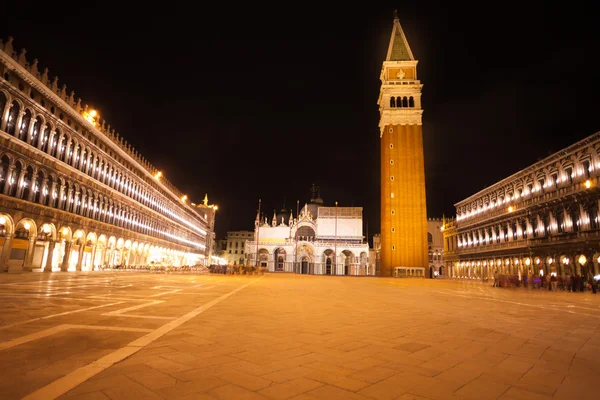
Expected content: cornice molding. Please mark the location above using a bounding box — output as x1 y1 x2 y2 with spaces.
379 110 423 135
0 50 204 223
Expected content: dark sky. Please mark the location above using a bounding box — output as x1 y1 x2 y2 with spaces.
3 2 600 242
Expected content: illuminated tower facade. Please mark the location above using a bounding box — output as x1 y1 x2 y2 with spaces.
378 11 428 277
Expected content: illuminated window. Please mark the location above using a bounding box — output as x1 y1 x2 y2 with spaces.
389 143 393 149
391 192 395 198
390 176 394 181
391 210 395 215
390 159 394 165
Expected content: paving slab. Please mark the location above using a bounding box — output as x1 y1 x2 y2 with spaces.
0 272 597 399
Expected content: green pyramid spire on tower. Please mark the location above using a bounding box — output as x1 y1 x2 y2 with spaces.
386 10 415 61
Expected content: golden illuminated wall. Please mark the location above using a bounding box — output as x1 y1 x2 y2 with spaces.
380 123 428 277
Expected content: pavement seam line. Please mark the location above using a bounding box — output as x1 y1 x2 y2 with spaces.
21 275 264 400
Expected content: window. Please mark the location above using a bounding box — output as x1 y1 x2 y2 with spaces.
391 192 395 198
428 232 433 243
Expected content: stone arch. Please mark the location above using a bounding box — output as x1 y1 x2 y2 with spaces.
323 249 334 275
274 247 286 271
0 213 16 235
257 248 269 267
0 89 8 127
57 226 72 242
18 107 33 141
15 218 37 238
341 249 355 275
85 232 98 245
559 255 573 276
592 252 600 277
6 159 24 197
38 222 57 241
6 100 20 135
297 244 314 274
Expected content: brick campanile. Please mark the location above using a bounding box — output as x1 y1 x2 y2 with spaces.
378 11 428 277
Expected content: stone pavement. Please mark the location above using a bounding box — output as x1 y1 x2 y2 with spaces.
0 272 599 399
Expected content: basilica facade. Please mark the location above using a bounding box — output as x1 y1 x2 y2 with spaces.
0 37 213 272
442 131 600 281
245 190 371 275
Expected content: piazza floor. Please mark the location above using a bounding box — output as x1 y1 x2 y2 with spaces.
0 273 598 400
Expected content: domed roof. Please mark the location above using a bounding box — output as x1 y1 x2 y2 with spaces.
276 207 290 226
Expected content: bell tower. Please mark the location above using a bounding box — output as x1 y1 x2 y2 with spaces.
378 11 428 277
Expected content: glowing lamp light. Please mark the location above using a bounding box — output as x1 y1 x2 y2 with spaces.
155 171 162 180
181 195 188 202
83 109 99 126
525 258 531 266
564 258 570 265
77 231 83 238
508 206 514 213
578 255 587 265
0 216 5 225
23 222 31 230
585 180 591 188
548 257 553 264
43 225 51 234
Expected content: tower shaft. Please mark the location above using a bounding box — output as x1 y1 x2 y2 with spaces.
378 13 428 277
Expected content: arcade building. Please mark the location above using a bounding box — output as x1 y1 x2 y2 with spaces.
442 131 600 281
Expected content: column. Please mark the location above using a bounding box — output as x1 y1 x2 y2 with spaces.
61 241 72 271
76 244 85 271
0 234 14 272
43 240 58 272
26 115 36 144
2 164 15 195
15 169 27 199
22 237 36 271
39 178 48 204
89 244 97 271
14 110 25 139
37 124 46 149
0 101 11 131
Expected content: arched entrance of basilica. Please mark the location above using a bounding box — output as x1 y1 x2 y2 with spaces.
301 256 309 274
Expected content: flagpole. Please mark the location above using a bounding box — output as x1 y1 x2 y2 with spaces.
256 199 261 267
295 200 299 273
334 201 338 276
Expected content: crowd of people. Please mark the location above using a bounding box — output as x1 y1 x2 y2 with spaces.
98 264 209 273
492 270 599 293
91 263 270 275
208 264 268 275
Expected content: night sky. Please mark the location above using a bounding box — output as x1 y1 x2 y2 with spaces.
2 3 600 242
